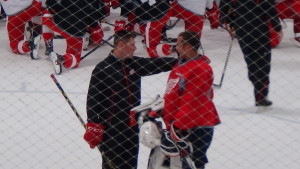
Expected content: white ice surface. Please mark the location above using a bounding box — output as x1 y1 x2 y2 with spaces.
0 12 300 169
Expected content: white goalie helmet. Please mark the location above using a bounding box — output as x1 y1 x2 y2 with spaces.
139 121 162 149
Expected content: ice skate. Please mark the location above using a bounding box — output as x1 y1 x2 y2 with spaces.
83 32 90 51
50 52 63 75
29 35 41 60
255 98 272 106
45 39 53 56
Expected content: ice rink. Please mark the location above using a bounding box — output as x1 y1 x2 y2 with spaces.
1 11 300 169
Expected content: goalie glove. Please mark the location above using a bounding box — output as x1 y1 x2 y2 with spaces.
83 122 105 149
130 95 164 128
131 95 164 115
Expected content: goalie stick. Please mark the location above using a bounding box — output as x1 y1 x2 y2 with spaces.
50 74 117 169
131 95 163 128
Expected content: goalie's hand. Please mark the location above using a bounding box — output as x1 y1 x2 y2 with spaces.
83 122 105 149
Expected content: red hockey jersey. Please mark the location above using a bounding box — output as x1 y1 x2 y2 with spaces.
163 56 221 130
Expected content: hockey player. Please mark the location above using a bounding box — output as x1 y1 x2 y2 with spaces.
160 31 221 169
276 0 300 47
45 0 105 75
171 0 216 37
1 0 45 59
136 0 216 57
135 0 172 57
220 0 282 106
83 30 178 169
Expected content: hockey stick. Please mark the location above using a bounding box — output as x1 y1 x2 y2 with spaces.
166 18 181 30
213 34 234 88
50 74 117 169
50 74 86 127
101 20 144 36
80 34 115 61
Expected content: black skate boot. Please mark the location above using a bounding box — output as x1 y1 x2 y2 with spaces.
255 99 273 106
45 39 53 56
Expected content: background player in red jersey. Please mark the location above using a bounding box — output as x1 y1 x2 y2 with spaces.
45 0 106 75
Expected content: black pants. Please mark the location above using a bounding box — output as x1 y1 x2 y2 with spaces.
100 125 139 169
187 127 214 169
237 31 271 101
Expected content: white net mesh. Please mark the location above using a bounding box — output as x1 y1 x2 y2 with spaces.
1 0 300 169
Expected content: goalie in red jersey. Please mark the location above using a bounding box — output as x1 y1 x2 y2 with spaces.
160 31 221 169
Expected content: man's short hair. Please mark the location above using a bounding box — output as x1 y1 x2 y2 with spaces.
178 31 201 51
113 30 137 46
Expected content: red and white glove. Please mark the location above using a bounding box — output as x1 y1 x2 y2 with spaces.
83 122 105 149
110 0 120 9
114 20 126 33
87 24 104 46
269 22 283 48
206 2 220 29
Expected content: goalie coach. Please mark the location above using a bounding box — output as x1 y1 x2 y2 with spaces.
83 30 178 169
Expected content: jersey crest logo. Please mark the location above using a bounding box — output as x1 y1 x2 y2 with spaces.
165 78 179 95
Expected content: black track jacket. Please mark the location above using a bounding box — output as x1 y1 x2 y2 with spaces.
86 54 177 128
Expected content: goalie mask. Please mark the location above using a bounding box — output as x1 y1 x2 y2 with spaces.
139 121 162 148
